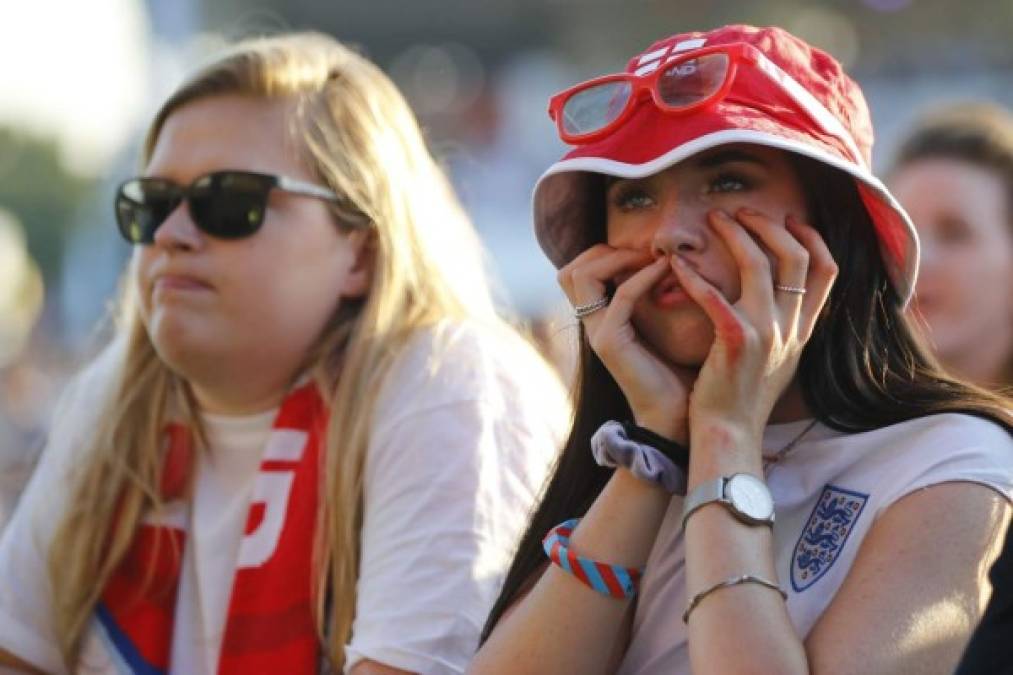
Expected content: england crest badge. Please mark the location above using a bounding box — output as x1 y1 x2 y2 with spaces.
791 484 869 592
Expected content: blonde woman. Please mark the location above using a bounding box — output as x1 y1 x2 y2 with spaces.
0 33 567 675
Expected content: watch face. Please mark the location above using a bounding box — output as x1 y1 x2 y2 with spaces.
727 474 774 521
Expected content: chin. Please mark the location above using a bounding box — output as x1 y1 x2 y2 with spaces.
146 314 219 377
633 310 714 368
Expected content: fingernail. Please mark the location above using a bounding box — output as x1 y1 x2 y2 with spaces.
672 255 690 268
710 210 733 224
738 206 761 217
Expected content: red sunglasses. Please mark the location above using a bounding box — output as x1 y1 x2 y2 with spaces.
547 41 865 169
548 43 756 145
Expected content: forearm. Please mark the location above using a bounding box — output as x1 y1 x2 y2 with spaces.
471 469 670 675
683 423 808 675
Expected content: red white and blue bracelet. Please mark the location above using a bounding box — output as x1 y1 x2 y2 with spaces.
542 518 643 599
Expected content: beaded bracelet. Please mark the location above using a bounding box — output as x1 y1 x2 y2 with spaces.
542 518 643 599
682 574 787 623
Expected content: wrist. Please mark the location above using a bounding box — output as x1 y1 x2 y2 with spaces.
592 421 689 494
621 420 690 472
687 421 763 487
632 411 688 445
689 419 761 450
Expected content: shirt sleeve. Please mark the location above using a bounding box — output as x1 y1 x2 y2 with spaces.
874 413 1013 513
343 325 566 674
0 341 124 674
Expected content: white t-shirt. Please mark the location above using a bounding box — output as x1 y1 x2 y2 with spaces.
618 414 1013 674
0 321 570 675
0 428 38 535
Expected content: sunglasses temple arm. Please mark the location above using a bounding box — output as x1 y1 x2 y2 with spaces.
276 176 341 202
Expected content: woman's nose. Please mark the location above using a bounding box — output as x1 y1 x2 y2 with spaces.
650 200 708 258
152 201 203 251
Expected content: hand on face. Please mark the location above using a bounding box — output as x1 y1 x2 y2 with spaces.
558 247 695 443
671 208 837 439
560 207 837 449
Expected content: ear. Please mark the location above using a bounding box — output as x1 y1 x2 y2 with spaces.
338 227 375 299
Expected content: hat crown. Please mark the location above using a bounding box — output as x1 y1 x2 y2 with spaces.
626 24 874 167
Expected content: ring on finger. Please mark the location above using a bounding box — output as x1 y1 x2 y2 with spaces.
774 283 806 295
573 296 610 318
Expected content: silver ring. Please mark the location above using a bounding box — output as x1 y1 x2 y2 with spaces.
774 284 806 295
573 296 610 318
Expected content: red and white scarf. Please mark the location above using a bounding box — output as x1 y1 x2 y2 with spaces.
94 383 327 674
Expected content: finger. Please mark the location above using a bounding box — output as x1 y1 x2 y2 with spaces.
556 244 624 299
592 257 670 339
707 210 775 311
785 215 838 339
558 247 653 307
670 255 750 363
735 207 810 321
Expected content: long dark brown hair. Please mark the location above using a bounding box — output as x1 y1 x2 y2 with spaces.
480 152 1013 642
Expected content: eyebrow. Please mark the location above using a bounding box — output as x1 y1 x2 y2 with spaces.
603 148 770 193
694 149 771 169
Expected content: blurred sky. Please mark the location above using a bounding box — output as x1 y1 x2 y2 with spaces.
0 0 150 174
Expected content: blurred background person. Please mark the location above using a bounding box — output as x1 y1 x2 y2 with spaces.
882 100 1013 675
889 102 1013 390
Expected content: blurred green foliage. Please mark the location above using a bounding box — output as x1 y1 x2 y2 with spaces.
0 126 96 289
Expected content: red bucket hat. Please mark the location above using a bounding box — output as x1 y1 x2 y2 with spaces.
533 24 920 304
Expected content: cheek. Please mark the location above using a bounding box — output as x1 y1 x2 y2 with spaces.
958 249 1013 299
132 249 156 322
606 212 655 250
236 246 345 330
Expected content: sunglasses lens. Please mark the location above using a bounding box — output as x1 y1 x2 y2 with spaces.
115 179 180 244
658 52 729 109
560 80 633 138
188 172 272 239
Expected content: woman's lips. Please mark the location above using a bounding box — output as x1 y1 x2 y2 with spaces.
153 274 214 296
650 273 690 309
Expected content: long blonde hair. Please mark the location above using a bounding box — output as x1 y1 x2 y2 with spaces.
49 32 522 668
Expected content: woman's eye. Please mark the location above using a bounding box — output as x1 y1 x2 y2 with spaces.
612 187 654 211
707 172 751 193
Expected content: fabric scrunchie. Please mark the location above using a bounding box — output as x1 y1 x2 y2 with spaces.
591 420 688 495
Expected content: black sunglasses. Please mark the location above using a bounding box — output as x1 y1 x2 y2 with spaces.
114 170 342 244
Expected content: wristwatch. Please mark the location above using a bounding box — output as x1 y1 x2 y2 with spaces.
681 473 774 528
